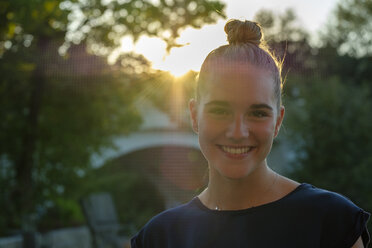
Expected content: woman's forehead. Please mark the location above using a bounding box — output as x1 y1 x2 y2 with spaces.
202 59 270 81
202 68 275 104
204 62 272 87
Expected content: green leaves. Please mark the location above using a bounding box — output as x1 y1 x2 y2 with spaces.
1 0 225 55
323 0 372 57
285 76 372 210
76 0 226 53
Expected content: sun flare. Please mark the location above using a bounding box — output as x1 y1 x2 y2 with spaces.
118 0 338 77
134 36 201 77
120 22 227 78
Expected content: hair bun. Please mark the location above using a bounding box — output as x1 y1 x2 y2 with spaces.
224 19 262 45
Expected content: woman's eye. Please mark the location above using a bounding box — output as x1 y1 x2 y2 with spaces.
209 108 230 116
251 111 268 118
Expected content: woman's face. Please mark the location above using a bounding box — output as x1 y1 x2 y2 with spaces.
190 64 284 180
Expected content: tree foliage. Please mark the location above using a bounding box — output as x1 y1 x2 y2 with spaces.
0 0 225 55
0 44 144 232
284 76 372 235
323 0 372 57
285 77 372 196
0 0 225 234
254 9 314 76
254 8 308 43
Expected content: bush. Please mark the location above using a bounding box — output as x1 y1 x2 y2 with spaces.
284 76 372 230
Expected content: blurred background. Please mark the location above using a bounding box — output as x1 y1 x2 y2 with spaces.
1 0 371 246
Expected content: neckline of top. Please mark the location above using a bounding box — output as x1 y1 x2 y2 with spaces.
193 183 311 214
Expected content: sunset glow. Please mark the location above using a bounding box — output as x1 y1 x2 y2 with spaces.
120 0 339 77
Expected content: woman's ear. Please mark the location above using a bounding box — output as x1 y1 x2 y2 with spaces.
274 106 285 138
189 99 198 133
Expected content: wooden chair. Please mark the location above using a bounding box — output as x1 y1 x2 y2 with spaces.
80 192 128 248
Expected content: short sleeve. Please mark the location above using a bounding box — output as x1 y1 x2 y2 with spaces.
346 209 370 247
131 229 144 248
130 235 140 248
320 192 370 248
129 214 169 248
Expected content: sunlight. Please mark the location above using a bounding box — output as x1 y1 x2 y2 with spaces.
133 35 196 77
115 0 339 77
120 36 135 52
134 36 167 65
121 21 227 77
170 76 185 124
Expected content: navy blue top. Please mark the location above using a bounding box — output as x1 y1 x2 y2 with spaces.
131 183 370 248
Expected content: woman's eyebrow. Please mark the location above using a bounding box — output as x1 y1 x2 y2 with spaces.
250 103 273 111
204 100 230 107
204 102 273 111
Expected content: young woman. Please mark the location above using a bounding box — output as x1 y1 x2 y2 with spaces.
131 19 370 248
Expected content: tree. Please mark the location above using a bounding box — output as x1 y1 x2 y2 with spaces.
0 0 226 233
284 76 372 231
0 0 225 56
322 0 372 57
0 43 144 231
315 0 372 85
254 9 315 76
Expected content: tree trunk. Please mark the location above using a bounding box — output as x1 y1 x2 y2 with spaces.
10 37 48 229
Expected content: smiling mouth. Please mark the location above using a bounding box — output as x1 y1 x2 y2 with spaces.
218 145 254 155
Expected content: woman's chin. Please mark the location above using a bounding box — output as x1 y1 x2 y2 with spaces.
214 165 259 180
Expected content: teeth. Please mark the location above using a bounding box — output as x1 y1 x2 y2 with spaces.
221 146 252 154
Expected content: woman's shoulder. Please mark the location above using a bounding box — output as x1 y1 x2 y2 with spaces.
292 183 363 210
273 178 355 209
277 181 369 222
284 183 370 247
130 198 203 248
144 199 199 229
132 199 201 235
297 182 370 219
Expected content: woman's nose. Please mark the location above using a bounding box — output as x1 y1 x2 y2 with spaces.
226 115 249 140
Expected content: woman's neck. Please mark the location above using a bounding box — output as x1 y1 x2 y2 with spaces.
199 164 280 210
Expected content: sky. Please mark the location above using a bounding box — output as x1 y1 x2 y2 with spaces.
119 0 340 76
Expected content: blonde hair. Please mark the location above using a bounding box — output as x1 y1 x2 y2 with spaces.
197 19 283 109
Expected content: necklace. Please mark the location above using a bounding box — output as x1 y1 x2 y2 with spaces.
214 172 279 211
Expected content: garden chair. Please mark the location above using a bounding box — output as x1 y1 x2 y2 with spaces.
80 192 128 248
